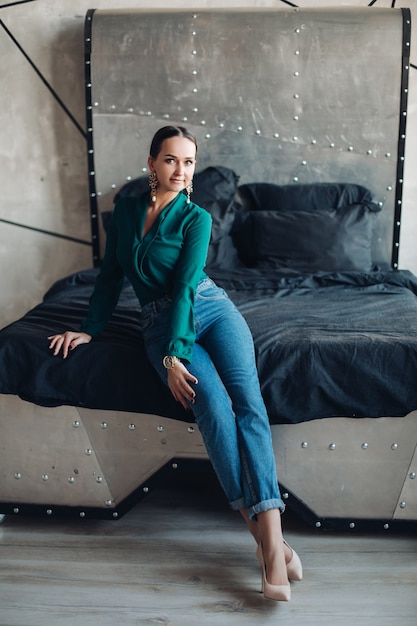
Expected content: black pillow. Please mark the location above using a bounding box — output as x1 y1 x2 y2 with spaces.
103 166 242 269
237 182 373 213
236 205 377 272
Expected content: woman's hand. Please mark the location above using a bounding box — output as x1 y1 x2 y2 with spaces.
48 331 92 359
167 362 198 411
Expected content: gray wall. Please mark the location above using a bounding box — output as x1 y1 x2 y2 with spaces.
1 0 416 329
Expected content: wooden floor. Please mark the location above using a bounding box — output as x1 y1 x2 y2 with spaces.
1 469 416 626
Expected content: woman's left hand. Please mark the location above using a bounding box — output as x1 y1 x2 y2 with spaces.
167 362 198 410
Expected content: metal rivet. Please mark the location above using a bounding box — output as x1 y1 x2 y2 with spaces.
293 136 298 141
367 149 373 155
301 160 307 166
192 70 198 75
294 71 299 76
193 107 199 112
183 117 188 122
42 474 49 481
315 521 321 528
293 177 299 182
205 133 211 139
113 512 119 518
96 476 103 483
188 426 195 433
293 93 300 99
111 183 116 189
80 512 86 518
143 487 149 493
385 152 391 158
68 477 75 483
255 129 261 135
301 441 308 449
105 500 113 506
172 463 178 469
294 50 300 55
293 115 299 120
219 122 225 128
349 522 355 529
329 143 335 148
348 146 354 151
387 186 393 191
73 421 80 428
295 28 301 33
201 120 206 126
129 424 136 431
237 126 243 132
384 523 390 530
126 176 132 181
409 472 416 479
311 139 317 144
361 443 369 449
329 443 336 450
192 88 198 93
192 50 197 55
157 426 164 432
46 509 53 515
391 443 398 450
400 502 406 509
85 449 92 456
283 492 289 500
14 473 22 480
13 507 19 514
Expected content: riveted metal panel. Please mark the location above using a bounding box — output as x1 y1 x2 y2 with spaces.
86 8 410 268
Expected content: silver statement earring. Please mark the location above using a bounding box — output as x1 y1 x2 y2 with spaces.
186 180 193 204
149 171 158 202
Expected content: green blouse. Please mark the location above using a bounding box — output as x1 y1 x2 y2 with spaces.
80 191 212 363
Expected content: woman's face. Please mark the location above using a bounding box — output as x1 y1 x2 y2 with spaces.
148 136 196 195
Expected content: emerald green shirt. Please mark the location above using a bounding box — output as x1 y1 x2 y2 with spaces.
80 192 212 362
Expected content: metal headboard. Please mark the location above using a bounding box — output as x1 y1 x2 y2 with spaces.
84 7 411 269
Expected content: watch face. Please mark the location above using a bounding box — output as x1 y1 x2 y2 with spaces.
163 355 175 369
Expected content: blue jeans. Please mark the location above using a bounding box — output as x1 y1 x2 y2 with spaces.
141 278 285 519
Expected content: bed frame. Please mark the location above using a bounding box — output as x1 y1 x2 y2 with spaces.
1 7 415 531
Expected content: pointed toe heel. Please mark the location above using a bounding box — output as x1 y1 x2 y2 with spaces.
257 543 291 602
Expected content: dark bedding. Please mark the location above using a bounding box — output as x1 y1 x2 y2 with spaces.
1 266 417 425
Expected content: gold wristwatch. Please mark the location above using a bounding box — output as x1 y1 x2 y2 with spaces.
162 355 180 369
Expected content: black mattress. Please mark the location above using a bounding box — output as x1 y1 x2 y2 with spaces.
1 266 417 425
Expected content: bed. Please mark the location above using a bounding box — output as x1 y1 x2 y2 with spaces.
0 7 416 531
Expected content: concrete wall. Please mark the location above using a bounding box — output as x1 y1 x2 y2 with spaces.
1 0 416 329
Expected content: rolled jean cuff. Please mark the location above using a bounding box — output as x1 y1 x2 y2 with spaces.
248 498 286 520
229 497 246 512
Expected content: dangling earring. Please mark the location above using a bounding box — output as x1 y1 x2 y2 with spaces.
149 171 158 203
186 180 193 204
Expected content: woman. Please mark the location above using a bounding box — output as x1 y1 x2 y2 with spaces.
49 126 302 601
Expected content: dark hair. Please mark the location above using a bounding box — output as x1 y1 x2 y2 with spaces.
149 126 198 159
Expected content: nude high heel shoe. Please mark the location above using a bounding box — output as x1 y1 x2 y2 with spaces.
283 539 303 582
258 543 291 602
256 540 303 582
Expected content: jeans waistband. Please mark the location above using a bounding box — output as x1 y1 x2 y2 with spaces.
141 278 214 317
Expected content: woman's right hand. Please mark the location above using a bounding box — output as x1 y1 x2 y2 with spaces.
48 331 92 359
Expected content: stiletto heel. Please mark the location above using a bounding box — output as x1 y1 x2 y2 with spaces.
257 543 291 602
283 540 303 581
